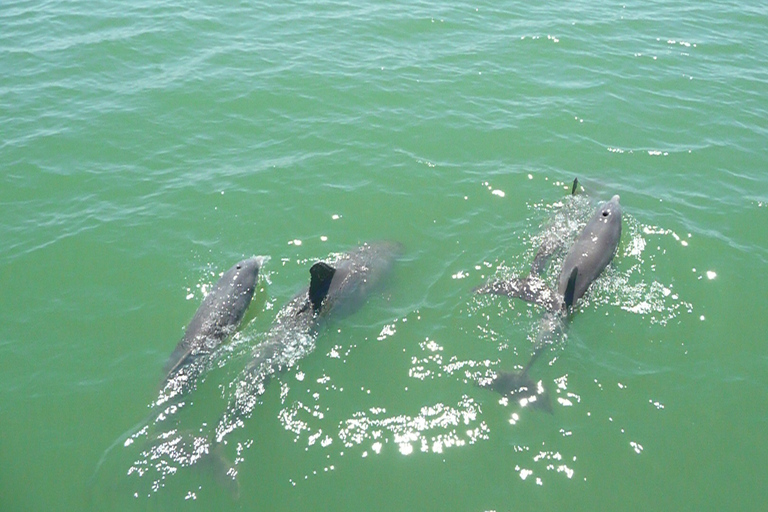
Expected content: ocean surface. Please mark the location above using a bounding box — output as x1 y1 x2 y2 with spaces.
2 0 767 510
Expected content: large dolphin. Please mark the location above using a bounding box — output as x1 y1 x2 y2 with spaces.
158 256 264 402
476 190 622 410
217 241 401 438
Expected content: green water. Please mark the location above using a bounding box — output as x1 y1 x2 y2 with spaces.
2 0 767 510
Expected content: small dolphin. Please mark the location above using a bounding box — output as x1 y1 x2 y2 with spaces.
161 256 264 391
476 190 622 409
93 256 265 498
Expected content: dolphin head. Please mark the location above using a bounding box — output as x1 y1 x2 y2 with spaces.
593 195 622 256
234 256 266 281
600 195 622 242
593 195 622 238
599 195 622 222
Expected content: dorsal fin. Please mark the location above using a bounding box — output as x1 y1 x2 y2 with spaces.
309 262 336 311
563 266 578 309
571 178 579 195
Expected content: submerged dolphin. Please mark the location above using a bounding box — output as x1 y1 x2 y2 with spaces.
159 256 264 401
476 191 622 410
93 256 265 495
218 241 401 438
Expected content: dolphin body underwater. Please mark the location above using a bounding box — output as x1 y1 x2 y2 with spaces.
156 256 265 404
475 183 622 410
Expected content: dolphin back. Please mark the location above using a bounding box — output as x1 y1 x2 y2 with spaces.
315 241 402 319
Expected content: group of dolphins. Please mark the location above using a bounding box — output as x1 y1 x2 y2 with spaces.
156 241 401 415
140 179 622 489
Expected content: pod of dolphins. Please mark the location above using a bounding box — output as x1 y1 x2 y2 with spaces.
122 179 623 492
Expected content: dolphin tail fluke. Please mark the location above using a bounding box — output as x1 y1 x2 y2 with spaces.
309 261 336 311
480 370 552 413
210 442 240 501
475 276 561 312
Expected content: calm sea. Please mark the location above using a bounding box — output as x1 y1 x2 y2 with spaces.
2 1 767 510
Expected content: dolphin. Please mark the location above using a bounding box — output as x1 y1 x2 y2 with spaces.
159 256 264 400
475 191 622 410
92 256 265 495
217 241 401 439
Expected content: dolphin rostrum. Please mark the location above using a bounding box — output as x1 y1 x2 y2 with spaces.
476 190 622 410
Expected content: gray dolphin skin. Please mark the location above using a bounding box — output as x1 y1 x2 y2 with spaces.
217 241 401 440
475 189 622 411
161 256 264 393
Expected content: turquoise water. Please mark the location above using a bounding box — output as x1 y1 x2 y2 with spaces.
2 0 767 510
